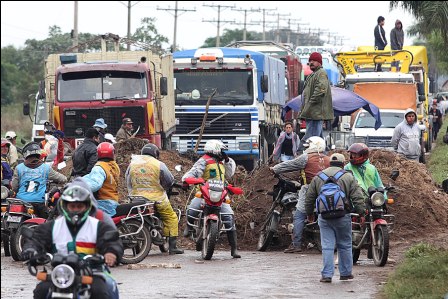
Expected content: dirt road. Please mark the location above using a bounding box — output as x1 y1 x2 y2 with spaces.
2 247 392 299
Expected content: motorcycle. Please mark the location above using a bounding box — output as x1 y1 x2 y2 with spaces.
351 170 399 267
1 180 13 256
184 177 243 260
23 227 118 299
257 174 321 252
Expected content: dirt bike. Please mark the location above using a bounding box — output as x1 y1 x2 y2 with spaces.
23 227 118 299
184 177 243 260
257 174 321 252
351 170 399 267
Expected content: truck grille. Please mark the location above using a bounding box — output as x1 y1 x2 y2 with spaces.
366 136 393 148
63 107 146 138
175 113 251 135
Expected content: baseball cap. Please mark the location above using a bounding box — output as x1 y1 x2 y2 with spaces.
122 118 133 124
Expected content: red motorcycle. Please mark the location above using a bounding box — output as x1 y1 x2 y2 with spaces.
184 177 243 260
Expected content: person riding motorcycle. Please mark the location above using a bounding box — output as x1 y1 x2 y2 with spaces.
83 142 120 216
182 139 241 258
5 131 19 169
345 143 385 198
22 184 123 299
125 143 184 255
270 136 330 253
1 138 13 181
11 142 67 218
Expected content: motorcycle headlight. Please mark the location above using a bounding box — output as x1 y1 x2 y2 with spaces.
209 190 223 203
1 186 9 200
371 192 385 207
51 264 75 289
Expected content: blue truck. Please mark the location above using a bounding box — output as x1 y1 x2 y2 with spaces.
172 47 286 170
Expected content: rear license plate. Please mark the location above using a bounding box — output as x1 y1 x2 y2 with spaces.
7 215 22 223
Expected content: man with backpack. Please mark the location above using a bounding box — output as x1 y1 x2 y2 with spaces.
305 153 366 283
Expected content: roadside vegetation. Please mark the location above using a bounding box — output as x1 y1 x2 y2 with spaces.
0 102 33 144
383 243 448 299
427 115 448 185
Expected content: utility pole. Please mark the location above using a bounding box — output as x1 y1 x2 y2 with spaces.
284 18 301 44
260 8 277 40
232 7 261 41
203 4 235 47
157 1 196 52
267 12 290 43
72 1 78 53
119 1 141 50
291 21 309 47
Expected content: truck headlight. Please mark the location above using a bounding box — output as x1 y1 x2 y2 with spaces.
51 264 75 289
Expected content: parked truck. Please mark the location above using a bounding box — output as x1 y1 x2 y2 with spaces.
24 36 176 149
172 47 286 170
335 49 429 161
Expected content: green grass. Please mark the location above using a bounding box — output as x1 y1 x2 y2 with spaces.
383 243 448 299
427 115 448 184
0 102 33 145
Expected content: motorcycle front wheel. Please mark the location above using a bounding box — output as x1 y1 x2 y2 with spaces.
257 212 279 252
202 221 219 260
372 225 389 267
117 220 152 264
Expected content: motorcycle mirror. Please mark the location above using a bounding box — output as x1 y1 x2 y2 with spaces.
174 165 182 172
390 169 399 181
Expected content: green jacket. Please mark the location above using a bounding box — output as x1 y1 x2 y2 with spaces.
345 159 386 198
305 166 366 216
299 66 333 120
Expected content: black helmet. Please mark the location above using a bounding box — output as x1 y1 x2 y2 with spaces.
141 143 160 159
58 185 92 227
348 143 369 165
22 142 42 159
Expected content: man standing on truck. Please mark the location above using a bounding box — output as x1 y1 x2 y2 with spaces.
391 108 422 161
298 52 333 152
374 16 387 71
116 118 134 142
390 19 404 70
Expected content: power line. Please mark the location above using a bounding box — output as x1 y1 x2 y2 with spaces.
232 7 261 41
202 3 236 47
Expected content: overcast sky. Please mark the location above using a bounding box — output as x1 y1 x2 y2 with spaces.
1 1 416 50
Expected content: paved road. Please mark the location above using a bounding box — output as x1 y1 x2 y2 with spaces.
1 246 390 299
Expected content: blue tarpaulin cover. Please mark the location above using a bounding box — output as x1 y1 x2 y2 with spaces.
282 86 382 130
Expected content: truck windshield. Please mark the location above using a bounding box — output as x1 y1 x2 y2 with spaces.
174 69 253 106
35 98 48 125
355 111 404 129
57 71 148 102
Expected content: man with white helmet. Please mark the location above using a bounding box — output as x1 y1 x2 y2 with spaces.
5 131 19 168
270 136 330 253
182 139 241 258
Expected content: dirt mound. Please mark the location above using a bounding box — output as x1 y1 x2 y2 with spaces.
60 140 448 250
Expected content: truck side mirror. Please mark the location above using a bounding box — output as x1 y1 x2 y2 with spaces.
417 82 425 96
261 75 269 93
23 102 30 116
160 77 168 96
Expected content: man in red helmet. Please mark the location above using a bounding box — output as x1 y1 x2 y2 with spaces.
83 142 120 216
344 143 385 196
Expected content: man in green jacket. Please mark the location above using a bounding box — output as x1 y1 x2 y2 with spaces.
298 52 333 151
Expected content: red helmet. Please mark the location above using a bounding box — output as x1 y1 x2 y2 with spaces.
348 143 369 165
97 142 115 160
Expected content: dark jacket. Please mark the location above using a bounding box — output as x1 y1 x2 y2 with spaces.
374 24 387 50
299 66 333 121
72 138 98 176
390 20 404 50
305 166 366 216
23 216 123 263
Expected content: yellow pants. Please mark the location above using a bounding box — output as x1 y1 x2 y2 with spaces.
156 198 179 237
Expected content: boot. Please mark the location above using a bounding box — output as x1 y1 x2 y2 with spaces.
227 231 241 258
182 224 193 238
168 237 184 255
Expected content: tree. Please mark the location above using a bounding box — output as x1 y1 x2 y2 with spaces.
202 29 263 48
132 17 169 54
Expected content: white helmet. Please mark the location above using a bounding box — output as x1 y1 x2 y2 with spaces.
204 140 227 156
303 136 326 153
5 131 17 140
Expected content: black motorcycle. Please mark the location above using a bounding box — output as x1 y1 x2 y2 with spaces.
257 174 321 251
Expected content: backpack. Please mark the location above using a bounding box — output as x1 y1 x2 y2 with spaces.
315 170 349 219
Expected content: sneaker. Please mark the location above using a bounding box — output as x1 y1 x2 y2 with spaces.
320 277 332 283
284 245 302 253
340 275 354 280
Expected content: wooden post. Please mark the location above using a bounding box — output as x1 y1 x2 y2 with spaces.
194 89 217 153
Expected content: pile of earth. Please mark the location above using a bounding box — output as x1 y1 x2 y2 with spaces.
59 140 448 251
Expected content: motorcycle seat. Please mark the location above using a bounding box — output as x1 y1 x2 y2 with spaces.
115 200 147 217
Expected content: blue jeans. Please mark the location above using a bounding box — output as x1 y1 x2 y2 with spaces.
299 120 323 150
105 274 119 299
292 210 307 247
280 154 295 162
318 214 352 278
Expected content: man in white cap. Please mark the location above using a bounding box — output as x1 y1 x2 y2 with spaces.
93 118 108 143
104 133 117 144
5 131 19 168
